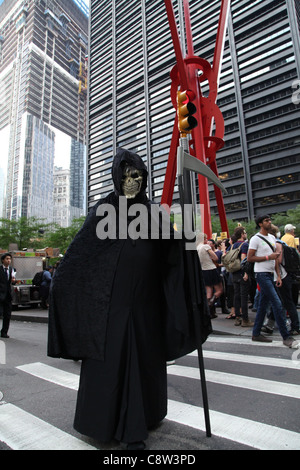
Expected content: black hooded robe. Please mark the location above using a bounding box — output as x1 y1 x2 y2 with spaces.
48 148 211 445
74 238 168 443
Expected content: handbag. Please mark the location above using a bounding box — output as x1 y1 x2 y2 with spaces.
240 258 254 278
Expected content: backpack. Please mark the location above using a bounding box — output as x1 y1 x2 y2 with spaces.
240 257 255 278
32 271 44 286
279 242 300 274
221 242 245 273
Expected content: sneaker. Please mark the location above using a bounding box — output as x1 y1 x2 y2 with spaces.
252 335 272 343
290 330 300 336
234 317 242 326
241 319 254 327
283 337 299 348
261 326 273 335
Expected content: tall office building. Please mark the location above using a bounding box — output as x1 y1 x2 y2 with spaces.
88 0 300 221
0 0 88 223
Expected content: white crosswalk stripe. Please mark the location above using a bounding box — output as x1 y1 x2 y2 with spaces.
0 403 95 450
168 364 300 399
167 400 300 450
198 350 300 370
206 336 297 348
1 337 300 450
17 362 79 390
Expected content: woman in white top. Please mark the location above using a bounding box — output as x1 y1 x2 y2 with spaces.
196 233 223 318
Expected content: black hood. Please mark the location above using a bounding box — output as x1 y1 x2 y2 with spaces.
112 148 148 197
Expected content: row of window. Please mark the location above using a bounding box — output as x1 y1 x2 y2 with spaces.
252 173 300 190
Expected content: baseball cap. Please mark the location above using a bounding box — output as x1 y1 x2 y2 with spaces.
284 224 296 232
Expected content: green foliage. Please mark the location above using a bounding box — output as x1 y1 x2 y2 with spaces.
0 216 86 254
271 205 300 234
0 205 299 253
0 217 51 251
208 204 300 240
43 216 86 253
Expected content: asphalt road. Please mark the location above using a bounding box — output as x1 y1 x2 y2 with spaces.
0 316 300 456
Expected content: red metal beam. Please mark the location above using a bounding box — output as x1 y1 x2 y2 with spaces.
161 0 230 238
160 117 180 209
163 0 188 91
183 0 194 57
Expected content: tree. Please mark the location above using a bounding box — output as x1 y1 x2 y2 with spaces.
1 204 299 254
0 217 50 251
43 216 86 253
210 204 300 240
272 204 300 234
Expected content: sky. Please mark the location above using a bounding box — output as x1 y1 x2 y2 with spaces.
0 0 89 8
0 0 89 169
53 0 89 168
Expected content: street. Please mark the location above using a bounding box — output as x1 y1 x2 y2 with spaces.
0 315 300 453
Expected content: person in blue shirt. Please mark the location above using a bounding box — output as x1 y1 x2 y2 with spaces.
40 267 53 309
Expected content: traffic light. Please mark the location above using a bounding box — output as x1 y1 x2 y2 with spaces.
177 90 198 134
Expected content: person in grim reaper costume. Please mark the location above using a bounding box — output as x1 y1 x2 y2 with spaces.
48 148 211 450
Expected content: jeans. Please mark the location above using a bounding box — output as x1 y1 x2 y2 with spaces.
232 272 249 320
277 274 300 332
253 272 289 339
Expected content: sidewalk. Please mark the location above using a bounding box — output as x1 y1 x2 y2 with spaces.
10 305 282 338
210 307 268 337
11 307 49 324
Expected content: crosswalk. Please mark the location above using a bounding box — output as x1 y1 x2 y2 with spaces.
1 336 300 450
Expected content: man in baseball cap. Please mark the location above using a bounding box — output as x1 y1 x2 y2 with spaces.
282 224 297 248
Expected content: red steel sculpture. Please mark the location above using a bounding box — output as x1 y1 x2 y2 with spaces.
161 0 230 238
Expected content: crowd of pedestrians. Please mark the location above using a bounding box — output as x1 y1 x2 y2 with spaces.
1 216 299 351
197 215 300 349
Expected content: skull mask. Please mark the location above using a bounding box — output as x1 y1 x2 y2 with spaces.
121 164 143 199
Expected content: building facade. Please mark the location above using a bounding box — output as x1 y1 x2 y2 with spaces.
88 0 300 222
53 167 70 227
0 0 88 223
53 165 84 227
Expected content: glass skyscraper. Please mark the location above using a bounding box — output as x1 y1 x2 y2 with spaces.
0 0 88 223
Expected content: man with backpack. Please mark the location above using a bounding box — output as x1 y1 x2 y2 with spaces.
281 224 300 307
247 215 298 348
268 225 300 336
281 223 298 248
39 267 53 309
